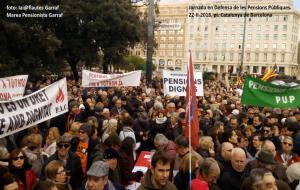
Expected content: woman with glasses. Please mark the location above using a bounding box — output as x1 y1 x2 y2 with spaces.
44 160 71 190
8 149 37 190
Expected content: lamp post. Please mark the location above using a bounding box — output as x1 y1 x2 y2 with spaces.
239 0 248 75
146 0 154 87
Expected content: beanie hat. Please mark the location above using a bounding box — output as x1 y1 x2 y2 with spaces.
79 123 92 136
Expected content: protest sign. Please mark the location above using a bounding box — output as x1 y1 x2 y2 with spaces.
0 78 68 138
163 70 203 96
132 151 153 174
0 75 28 101
82 70 141 87
241 76 300 108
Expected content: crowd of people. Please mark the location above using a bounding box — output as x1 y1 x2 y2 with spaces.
1 73 300 190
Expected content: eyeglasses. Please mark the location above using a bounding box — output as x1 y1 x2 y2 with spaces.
57 143 70 149
283 142 292 146
57 170 66 175
263 129 271 133
13 156 25 161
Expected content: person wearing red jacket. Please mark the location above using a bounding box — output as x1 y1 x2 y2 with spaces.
275 136 300 168
8 149 37 190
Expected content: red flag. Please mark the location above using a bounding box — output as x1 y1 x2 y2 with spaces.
185 50 199 150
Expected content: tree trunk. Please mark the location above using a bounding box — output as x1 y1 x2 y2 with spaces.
103 55 111 74
68 58 80 82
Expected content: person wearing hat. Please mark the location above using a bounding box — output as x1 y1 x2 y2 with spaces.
76 123 92 175
104 148 122 187
44 135 83 190
82 161 119 190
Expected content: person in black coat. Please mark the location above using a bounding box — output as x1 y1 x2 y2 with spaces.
218 148 247 190
44 135 83 190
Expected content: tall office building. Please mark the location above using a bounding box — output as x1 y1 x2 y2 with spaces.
133 0 300 76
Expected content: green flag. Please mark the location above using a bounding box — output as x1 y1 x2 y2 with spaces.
241 76 300 108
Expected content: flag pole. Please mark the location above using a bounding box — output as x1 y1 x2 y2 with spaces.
188 49 192 190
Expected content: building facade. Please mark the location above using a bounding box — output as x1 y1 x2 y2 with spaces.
134 0 300 76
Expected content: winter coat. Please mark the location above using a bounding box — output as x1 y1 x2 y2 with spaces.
218 165 246 190
45 151 83 190
275 150 300 168
137 169 177 190
119 126 136 143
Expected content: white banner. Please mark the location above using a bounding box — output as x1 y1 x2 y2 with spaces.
82 70 141 87
0 78 68 138
0 75 28 101
163 70 203 96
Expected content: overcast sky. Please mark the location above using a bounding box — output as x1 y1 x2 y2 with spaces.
160 0 300 10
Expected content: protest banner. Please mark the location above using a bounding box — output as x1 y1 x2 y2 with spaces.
0 78 68 138
82 70 141 87
241 76 300 108
132 151 153 174
162 70 203 96
0 75 28 101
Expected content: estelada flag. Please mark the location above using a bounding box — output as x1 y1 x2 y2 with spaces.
185 50 199 150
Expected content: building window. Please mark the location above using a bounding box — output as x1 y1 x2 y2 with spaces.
168 51 173 57
257 25 261 31
255 53 259 62
283 15 288 21
204 26 208 31
222 43 226 48
216 26 219 31
175 60 182 70
230 53 234 61
177 51 183 57
223 26 227 32
168 44 173 48
247 34 252 40
279 67 285 73
248 25 252 32
238 53 242 61
273 44 277 49
232 25 236 32
265 34 269 40
196 51 200 59
264 53 267 61
246 53 250 61
256 34 260 40
223 34 227 40
272 53 276 62
255 44 259 49
159 59 165 69
282 43 286 49
253 66 258 73
230 44 234 48
177 44 183 48
214 53 218 61
281 53 285 62
203 53 207 61
221 53 226 61
264 44 268 49
214 43 218 49
177 37 183 41
167 59 173 70
282 34 287 40
240 34 243 40
204 34 208 39
266 25 270 31
246 44 250 48
283 25 288 31
273 34 278 40
194 64 200 70
274 25 278 31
